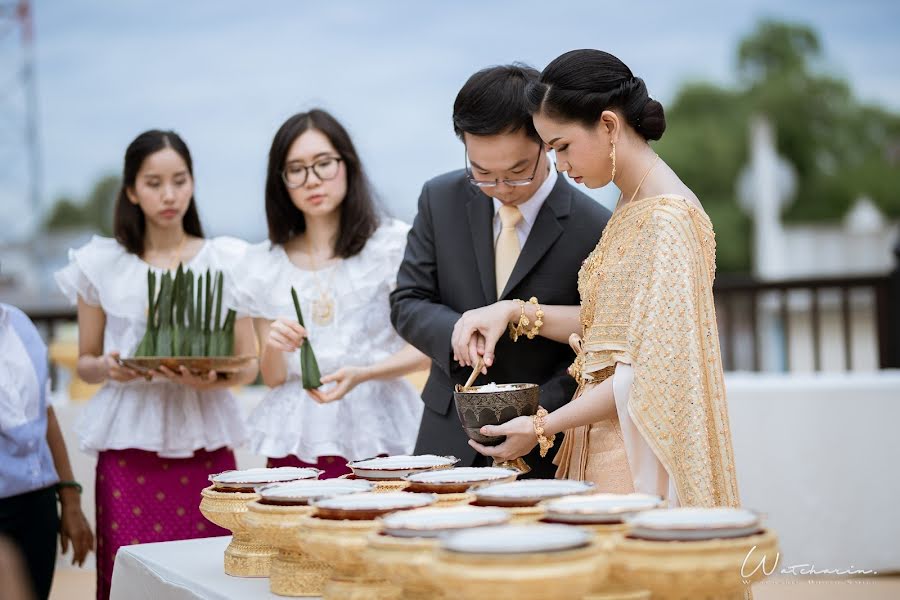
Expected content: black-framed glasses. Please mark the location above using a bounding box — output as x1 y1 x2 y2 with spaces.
465 144 543 188
281 156 343 189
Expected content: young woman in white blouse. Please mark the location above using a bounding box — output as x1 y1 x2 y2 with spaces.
234 109 428 477
55 130 257 600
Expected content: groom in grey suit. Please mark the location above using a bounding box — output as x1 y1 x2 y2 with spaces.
390 64 611 478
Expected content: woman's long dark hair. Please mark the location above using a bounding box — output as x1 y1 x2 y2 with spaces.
265 109 379 258
526 49 666 141
113 130 204 255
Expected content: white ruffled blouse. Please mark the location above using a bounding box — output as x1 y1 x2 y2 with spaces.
232 219 423 462
54 236 249 458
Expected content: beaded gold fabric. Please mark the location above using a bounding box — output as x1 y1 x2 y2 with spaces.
560 195 740 507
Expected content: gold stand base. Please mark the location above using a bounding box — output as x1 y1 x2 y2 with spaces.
269 547 328 596
224 532 273 578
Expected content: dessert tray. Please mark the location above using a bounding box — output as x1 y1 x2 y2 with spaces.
473 479 596 507
626 507 763 541
256 479 373 505
347 455 459 480
542 493 664 524
441 524 592 554
404 467 519 493
311 491 436 520
380 505 511 538
209 467 321 491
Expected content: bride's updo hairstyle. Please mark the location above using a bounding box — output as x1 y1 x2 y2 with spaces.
525 49 666 141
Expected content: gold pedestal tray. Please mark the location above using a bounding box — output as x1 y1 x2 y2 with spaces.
299 516 401 600
243 501 328 596
432 492 474 507
199 486 273 577
339 474 410 493
576 523 649 600
367 534 443 600
613 530 779 600
430 540 605 600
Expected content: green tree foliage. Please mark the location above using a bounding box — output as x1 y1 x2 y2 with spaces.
657 19 900 272
43 174 120 235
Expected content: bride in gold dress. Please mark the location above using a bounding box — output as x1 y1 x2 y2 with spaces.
452 49 740 508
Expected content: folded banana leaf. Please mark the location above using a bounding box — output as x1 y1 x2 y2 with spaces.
291 286 322 389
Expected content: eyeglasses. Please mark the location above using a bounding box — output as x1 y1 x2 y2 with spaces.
281 156 343 189
465 144 543 188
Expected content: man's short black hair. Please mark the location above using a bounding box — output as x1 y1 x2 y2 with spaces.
452 63 542 143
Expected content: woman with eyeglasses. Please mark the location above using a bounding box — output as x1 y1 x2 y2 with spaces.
233 109 428 477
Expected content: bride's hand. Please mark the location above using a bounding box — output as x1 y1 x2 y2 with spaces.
467 416 538 462
451 301 518 369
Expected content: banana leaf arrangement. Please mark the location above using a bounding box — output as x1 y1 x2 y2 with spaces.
134 265 236 357
291 286 322 389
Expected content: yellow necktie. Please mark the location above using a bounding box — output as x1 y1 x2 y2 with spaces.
495 205 523 297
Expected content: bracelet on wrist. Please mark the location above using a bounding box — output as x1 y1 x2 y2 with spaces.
532 406 556 458
508 297 544 342
56 481 83 495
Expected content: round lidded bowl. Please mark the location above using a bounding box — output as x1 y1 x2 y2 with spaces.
300 492 438 600
626 507 762 541
473 479 596 508
404 466 519 494
255 478 373 506
209 467 322 492
346 454 459 481
368 506 513 600
613 511 778 600
453 383 539 446
312 491 436 521
244 479 373 597
380 505 511 538
430 524 607 600
542 493 664 525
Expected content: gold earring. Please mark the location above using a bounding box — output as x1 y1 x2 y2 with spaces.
609 143 617 182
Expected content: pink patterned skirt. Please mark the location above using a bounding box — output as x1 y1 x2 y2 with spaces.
266 454 351 479
96 447 235 600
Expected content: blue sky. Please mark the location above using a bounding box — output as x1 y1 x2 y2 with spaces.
2 0 898 242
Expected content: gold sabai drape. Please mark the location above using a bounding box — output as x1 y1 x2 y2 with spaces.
557 195 740 507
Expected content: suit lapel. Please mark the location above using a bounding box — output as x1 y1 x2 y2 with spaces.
500 178 572 299
467 191 497 304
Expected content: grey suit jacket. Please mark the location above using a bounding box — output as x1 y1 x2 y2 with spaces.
390 169 611 478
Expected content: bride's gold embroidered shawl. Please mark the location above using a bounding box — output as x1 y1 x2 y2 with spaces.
561 195 740 507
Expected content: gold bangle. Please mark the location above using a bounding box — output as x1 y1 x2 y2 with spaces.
525 296 543 339
532 406 556 458
508 299 529 342
508 297 543 342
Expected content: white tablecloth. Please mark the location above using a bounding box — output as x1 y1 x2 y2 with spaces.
110 536 300 600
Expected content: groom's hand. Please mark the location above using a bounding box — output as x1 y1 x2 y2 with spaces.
451 301 518 369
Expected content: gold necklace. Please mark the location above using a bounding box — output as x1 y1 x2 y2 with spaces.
305 236 338 326
615 154 660 210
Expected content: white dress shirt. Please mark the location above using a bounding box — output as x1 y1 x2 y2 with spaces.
492 163 558 248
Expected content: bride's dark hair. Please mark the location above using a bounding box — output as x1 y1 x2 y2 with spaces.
525 49 666 141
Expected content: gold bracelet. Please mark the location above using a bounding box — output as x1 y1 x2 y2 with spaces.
507 299 529 342
508 297 543 342
525 297 544 339
532 406 556 458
